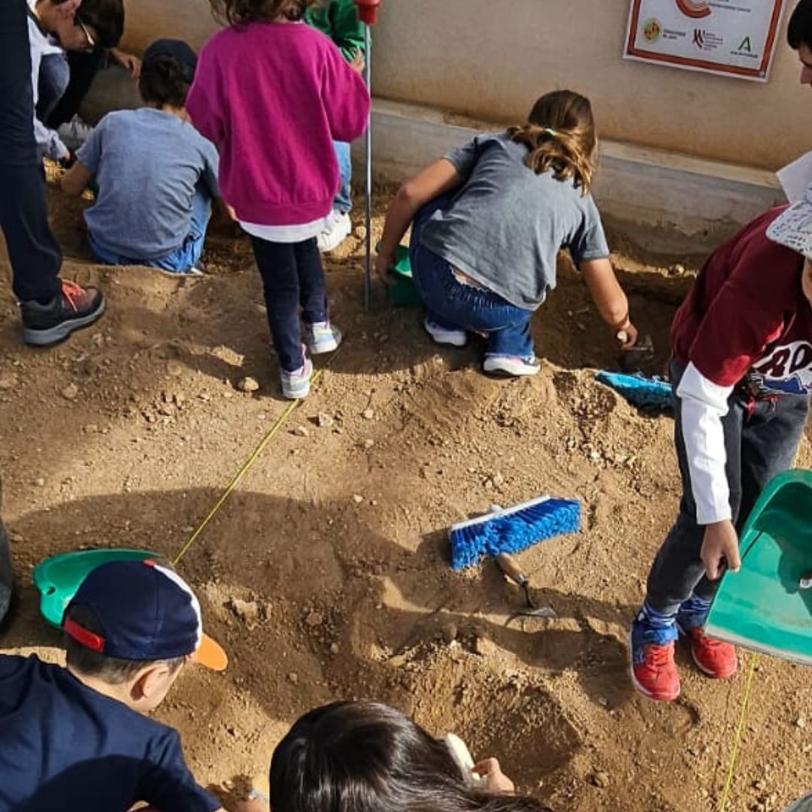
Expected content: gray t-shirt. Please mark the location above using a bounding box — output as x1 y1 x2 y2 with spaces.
420 133 610 310
78 108 220 260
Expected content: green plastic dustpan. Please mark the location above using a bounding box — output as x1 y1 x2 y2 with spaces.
706 469 812 665
388 245 422 308
33 548 158 628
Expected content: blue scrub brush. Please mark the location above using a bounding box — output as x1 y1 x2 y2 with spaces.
449 496 581 570
595 371 673 411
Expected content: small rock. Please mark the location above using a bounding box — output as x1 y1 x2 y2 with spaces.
352 494 364 504
491 472 504 487
362 408 375 420
288 672 299 685
796 716 807 729
362 439 375 450
228 598 259 626
237 376 260 393
441 622 458 643
305 611 324 627
60 383 79 400
329 643 340 654
294 426 309 438
669 263 686 276
0 373 18 391
33 477 45 488
354 225 367 241
317 413 334 428
753 779 767 792
589 772 610 789
83 424 99 434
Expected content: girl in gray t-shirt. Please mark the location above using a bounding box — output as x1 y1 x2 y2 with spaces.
376 90 638 377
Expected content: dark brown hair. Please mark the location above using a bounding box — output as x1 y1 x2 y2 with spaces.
270 701 553 812
507 90 597 194
73 0 125 48
139 55 191 108
64 605 185 685
789 0 812 50
210 0 315 26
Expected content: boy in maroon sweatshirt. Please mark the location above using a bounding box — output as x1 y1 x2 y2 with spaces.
630 197 812 701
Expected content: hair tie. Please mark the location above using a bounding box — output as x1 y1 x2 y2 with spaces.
542 127 558 137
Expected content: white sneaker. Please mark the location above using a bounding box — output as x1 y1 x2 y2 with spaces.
317 211 352 253
57 115 93 152
280 356 313 400
424 317 467 348
483 353 541 377
303 321 342 354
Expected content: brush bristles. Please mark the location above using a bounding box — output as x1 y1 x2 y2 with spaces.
449 498 581 570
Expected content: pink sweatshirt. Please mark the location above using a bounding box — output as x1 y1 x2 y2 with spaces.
186 22 370 226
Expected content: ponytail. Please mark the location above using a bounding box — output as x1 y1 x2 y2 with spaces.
508 90 597 195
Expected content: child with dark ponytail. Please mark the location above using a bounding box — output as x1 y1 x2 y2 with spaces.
62 39 221 276
377 90 638 377
241 700 552 812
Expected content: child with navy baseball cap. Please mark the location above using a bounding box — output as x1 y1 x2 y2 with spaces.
0 559 228 811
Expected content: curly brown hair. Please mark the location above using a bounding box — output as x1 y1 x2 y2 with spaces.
507 90 597 195
210 0 316 25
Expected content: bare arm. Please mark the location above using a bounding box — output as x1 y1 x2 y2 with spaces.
61 162 93 198
375 159 462 282
580 257 638 348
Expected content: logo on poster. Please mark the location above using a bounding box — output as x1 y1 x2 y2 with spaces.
642 18 662 42
676 0 711 19
692 28 723 51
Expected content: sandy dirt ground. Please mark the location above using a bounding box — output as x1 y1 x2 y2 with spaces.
1 180 811 812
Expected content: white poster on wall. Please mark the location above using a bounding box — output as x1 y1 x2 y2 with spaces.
624 0 785 82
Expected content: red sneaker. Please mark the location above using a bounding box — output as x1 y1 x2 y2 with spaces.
630 636 681 702
684 627 737 679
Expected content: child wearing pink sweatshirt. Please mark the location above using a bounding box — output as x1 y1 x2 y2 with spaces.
187 0 370 399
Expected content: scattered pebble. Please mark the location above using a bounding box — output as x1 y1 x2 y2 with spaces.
228 598 260 626
294 426 309 438
796 716 806 729
317 413 334 428
288 672 299 685
362 439 375 450
0 373 18 391
589 771 610 789
60 383 79 400
352 494 364 504
33 477 45 488
305 611 324 627
329 643 340 654
83 424 99 434
236 377 260 393
362 408 375 420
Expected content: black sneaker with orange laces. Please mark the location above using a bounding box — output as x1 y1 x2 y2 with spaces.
20 280 105 347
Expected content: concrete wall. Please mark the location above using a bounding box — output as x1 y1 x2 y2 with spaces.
123 0 812 170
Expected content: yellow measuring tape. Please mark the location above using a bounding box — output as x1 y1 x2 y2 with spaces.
172 367 325 567
717 652 759 812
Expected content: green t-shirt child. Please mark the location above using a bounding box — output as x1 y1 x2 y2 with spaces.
304 0 366 61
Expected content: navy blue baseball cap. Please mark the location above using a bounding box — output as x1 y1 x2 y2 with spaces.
64 560 227 671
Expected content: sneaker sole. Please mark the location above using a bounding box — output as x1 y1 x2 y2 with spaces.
306 338 340 355
627 631 681 702
482 362 540 378
23 298 106 347
676 623 738 679
282 384 311 400
423 321 467 348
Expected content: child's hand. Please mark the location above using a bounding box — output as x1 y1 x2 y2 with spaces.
701 520 741 580
375 250 396 286
349 50 366 74
473 758 515 794
110 48 142 80
615 321 639 350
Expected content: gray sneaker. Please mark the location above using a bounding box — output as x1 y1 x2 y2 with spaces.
281 356 314 400
303 321 342 355
483 353 541 377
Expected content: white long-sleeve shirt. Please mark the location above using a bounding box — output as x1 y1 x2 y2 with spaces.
27 1 70 161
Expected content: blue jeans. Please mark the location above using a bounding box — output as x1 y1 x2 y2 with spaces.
37 52 70 125
89 186 212 273
249 236 327 372
333 141 351 214
409 196 535 358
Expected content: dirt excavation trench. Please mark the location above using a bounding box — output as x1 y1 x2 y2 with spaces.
2 184 812 812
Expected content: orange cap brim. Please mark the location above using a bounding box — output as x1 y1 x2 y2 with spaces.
190 632 228 671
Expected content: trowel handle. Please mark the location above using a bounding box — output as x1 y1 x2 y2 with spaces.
354 0 381 24
496 553 528 587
